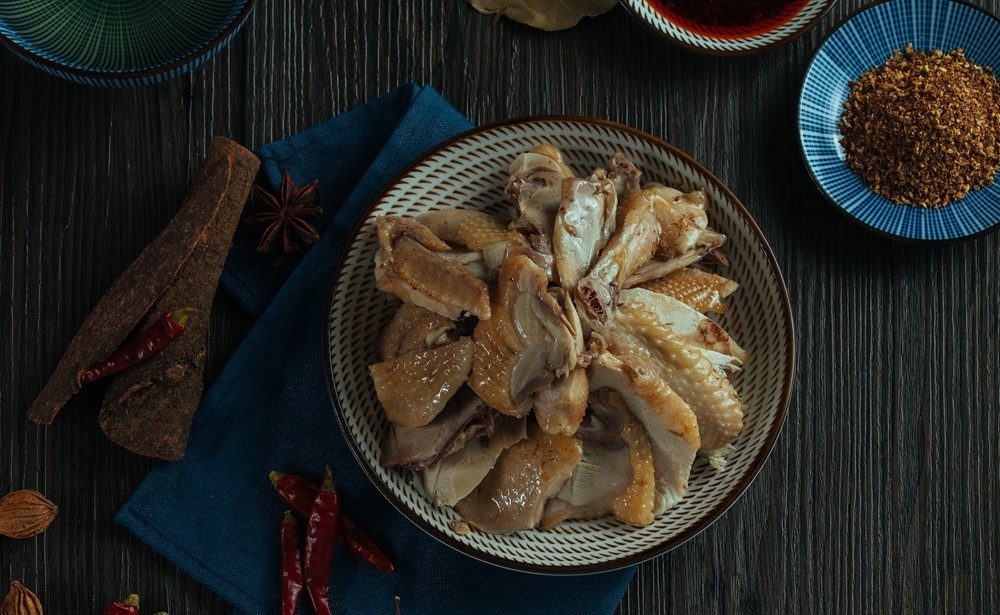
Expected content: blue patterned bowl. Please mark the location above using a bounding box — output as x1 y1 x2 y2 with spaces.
798 0 1000 242
0 0 256 87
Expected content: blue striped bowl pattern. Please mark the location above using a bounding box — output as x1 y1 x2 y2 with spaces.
0 0 256 87
798 0 1000 242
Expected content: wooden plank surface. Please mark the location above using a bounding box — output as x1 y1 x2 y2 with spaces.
2 0 998 612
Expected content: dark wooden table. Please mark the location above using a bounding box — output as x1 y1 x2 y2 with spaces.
3 1 998 612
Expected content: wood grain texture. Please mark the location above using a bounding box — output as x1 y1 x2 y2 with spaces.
1 0 998 613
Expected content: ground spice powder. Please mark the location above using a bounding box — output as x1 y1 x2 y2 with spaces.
839 45 1000 209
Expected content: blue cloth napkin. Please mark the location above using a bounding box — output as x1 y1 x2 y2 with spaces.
116 83 638 615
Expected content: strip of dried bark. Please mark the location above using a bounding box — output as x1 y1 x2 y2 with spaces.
26 137 259 425
99 140 259 459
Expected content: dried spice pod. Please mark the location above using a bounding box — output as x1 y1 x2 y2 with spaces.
0 491 57 539
2 581 43 615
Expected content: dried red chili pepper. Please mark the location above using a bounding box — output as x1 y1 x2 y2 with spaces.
270 471 395 573
80 308 190 384
341 514 395 573
281 510 304 615
304 467 339 615
102 593 140 615
270 470 317 516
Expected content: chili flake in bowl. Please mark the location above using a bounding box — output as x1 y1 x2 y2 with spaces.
839 46 1000 209
798 0 1000 242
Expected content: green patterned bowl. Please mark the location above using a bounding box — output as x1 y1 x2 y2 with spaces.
0 0 256 87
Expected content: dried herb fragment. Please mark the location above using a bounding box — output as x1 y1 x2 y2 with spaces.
2 581 42 615
0 490 57 539
839 45 1000 208
244 170 322 255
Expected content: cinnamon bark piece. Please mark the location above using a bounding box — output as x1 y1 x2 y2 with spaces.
26 137 260 425
99 143 257 459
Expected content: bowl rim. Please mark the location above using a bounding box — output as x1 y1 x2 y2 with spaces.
323 115 797 574
796 0 1000 244
618 0 839 57
0 0 257 82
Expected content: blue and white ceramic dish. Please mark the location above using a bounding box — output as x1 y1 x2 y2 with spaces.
799 0 1000 242
0 0 256 87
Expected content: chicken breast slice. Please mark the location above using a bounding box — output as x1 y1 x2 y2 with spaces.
369 336 474 427
455 424 582 533
377 303 455 361
637 267 739 315
533 367 588 436
469 255 580 417
418 209 527 251
589 352 700 515
374 215 490 320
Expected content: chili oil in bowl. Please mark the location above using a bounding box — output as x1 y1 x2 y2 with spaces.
325 117 795 573
0 0 256 87
798 0 1000 242
620 0 837 55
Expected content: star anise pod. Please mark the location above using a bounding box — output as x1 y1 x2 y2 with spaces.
244 170 322 255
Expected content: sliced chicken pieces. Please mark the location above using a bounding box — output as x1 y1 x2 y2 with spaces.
469 255 581 417
645 184 727 259
377 303 455 361
455 425 582 533
597 306 743 469
577 188 661 324
417 415 527 506
553 176 618 290
505 145 575 251
418 209 527 251
380 387 493 469
533 367 588 436
618 288 748 373
638 267 739 315
374 215 490 320
539 404 632 529
589 352 700 515
370 336 474 427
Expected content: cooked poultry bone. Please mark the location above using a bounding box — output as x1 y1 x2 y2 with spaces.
505 144 575 252
374 215 491 320
589 352 700 515
645 183 727 259
469 255 582 417
577 188 661 324
553 176 618 290
625 250 705 288
603 152 642 195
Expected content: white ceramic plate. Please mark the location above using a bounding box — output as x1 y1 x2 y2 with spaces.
326 117 795 573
